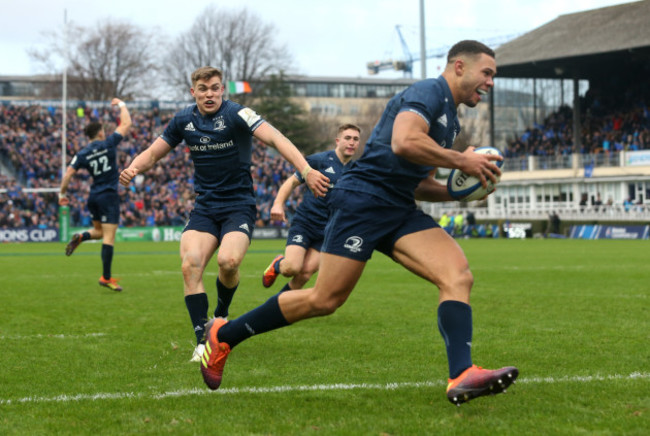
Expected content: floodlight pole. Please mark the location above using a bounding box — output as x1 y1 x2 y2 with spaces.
61 9 68 178
59 9 70 243
419 0 426 79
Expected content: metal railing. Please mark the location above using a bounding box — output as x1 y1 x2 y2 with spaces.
421 202 650 222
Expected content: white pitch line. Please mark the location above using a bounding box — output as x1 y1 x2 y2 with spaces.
1 372 648 406
0 333 106 341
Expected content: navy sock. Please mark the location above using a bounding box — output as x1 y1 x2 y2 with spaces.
185 293 209 345
273 257 283 273
279 283 292 293
437 300 473 379
101 244 113 279
214 277 238 318
81 231 91 241
217 293 290 348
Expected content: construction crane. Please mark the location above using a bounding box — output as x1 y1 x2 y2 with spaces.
367 26 520 77
367 26 416 76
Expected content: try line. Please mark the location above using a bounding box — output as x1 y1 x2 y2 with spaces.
1 372 647 405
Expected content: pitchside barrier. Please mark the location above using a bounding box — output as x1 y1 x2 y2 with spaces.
2 224 647 243
569 224 650 240
0 226 291 243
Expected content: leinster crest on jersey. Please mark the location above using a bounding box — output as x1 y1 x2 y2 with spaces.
213 116 226 131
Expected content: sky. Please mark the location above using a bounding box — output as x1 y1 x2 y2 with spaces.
0 0 635 80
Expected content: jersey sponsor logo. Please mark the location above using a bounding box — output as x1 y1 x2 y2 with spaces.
343 236 363 253
200 136 211 144
237 108 261 128
239 223 250 233
184 122 196 131
292 234 304 243
437 114 448 128
324 166 336 174
187 140 234 152
213 116 226 131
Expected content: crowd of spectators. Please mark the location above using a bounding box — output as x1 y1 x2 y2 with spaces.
1 103 305 230
503 86 650 159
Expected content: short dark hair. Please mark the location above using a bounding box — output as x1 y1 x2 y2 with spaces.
337 123 361 135
84 122 103 139
191 66 224 86
447 40 495 63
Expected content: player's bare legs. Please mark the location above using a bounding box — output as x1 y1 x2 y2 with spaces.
181 230 218 359
216 231 250 289
97 222 121 291
278 245 308 278
263 245 307 288
392 227 517 405
287 247 321 290
180 230 219 297
392 227 472 304
201 253 366 389
66 220 104 256
88 220 104 240
101 223 117 245
277 253 366 322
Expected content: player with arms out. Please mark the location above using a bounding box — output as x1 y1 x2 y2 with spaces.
262 124 361 293
119 66 329 362
199 41 519 405
60 98 132 292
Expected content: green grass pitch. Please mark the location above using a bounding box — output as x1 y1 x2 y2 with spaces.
0 238 648 435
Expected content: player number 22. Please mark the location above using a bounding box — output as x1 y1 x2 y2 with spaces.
89 156 111 176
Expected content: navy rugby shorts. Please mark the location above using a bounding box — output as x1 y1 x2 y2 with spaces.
286 219 324 251
321 189 439 262
183 205 256 242
87 191 120 224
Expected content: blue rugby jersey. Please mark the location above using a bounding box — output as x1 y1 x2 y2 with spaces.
161 100 265 210
335 76 460 206
292 149 350 228
70 132 123 194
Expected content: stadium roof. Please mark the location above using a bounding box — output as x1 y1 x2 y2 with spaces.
495 0 650 80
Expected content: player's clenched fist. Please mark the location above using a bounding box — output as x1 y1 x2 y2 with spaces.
119 167 138 186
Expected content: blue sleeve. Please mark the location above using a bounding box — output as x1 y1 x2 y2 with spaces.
160 115 184 148
231 102 265 134
105 132 123 149
70 153 84 171
398 84 444 127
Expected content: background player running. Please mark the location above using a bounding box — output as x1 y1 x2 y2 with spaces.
262 124 361 292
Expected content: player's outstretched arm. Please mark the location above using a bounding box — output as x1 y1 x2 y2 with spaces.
58 166 77 206
253 122 329 198
111 98 132 137
271 175 301 223
119 137 172 186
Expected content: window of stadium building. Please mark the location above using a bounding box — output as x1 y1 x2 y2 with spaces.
306 83 329 97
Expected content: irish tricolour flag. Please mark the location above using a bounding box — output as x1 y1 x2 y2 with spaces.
227 81 252 94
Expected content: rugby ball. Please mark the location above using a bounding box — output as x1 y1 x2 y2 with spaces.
447 146 504 202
